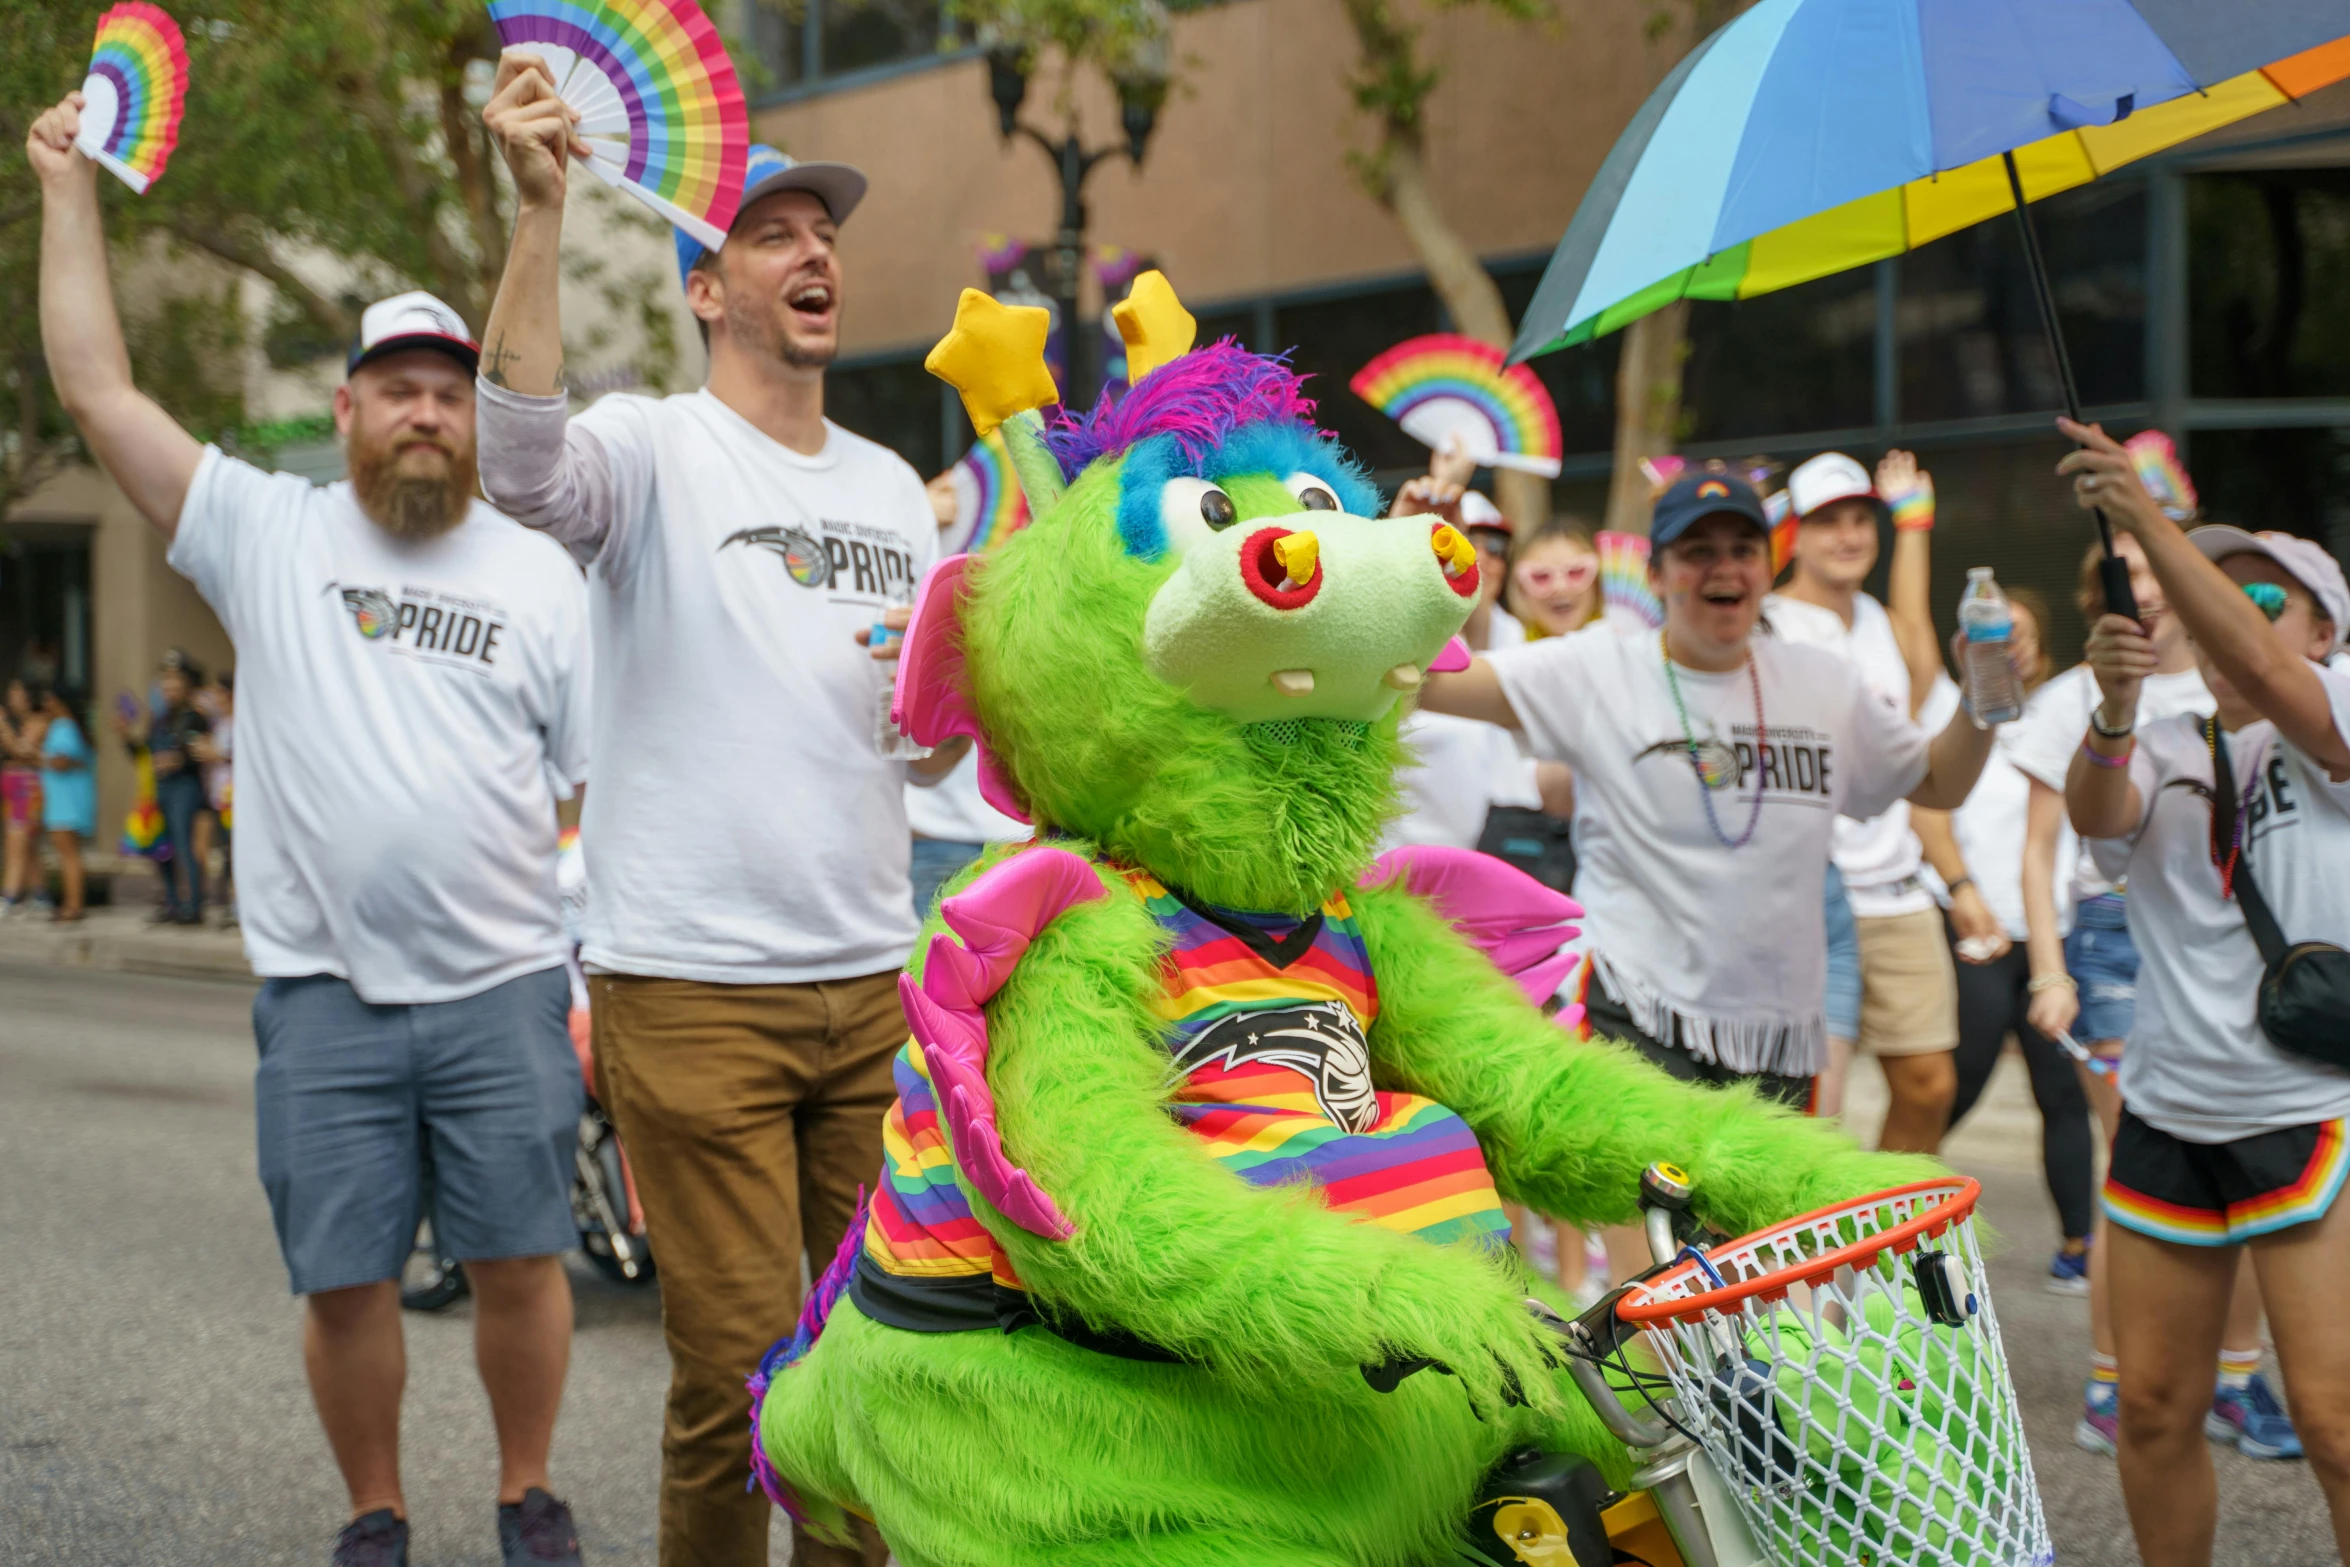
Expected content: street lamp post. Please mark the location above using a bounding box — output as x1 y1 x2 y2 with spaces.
987 45 1167 410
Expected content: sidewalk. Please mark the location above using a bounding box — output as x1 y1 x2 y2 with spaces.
0 902 253 983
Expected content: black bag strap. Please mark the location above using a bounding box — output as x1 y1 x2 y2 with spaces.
2205 716 2292 965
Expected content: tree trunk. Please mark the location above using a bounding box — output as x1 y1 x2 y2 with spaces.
1602 300 1688 537
1343 0 1551 530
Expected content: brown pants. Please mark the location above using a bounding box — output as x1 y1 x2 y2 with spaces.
591 970 901 1567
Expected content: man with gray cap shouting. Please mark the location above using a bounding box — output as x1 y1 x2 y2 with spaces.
475 48 954 1567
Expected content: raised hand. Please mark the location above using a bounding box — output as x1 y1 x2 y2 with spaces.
2055 418 2163 537
1390 475 1465 527
2083 611 2155 721
482 49 587 211
1428 433 1478 490
26 93 95 189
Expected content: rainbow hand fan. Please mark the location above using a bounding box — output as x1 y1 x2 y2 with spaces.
1351 333 1564 478
73 3 187 195
941 430 1031 558
1595 531 1662 632
2125 429 2199 522
489 0 749 252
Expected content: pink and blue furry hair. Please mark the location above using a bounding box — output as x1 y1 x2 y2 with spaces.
1044 339 1381 559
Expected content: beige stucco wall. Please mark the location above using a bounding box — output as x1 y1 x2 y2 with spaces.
762 0 1691 359
5 466 233 850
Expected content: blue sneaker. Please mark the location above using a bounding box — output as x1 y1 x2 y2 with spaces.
2047 1242 2092 1296
2207 1372 2304 1460
332 1510 408 1567
2075 1380 2119 1455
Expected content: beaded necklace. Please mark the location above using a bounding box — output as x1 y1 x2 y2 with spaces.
1659 630 1767 850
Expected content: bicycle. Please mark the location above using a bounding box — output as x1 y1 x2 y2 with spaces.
1457 1164 2050 1567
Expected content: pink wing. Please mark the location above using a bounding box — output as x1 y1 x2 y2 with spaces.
898 847 1109 1238
1362 845 1584 1028
892 554 1029 822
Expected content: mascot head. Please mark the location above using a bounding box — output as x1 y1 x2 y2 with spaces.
899 277 1478 914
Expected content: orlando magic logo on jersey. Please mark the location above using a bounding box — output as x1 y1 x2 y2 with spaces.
338 586 399 639
1169 1000 1379 1135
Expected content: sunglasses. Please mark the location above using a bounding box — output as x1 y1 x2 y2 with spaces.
2243 582 2289 622
1514 560 1597 595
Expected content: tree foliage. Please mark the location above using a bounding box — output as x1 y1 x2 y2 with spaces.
0 0 680 517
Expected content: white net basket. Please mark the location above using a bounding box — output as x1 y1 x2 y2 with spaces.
1616 1179 2052 1567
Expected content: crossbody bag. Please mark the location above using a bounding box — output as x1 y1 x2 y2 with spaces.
2205 716 2350 1074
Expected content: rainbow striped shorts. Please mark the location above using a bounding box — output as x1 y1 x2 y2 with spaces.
2104 1109 2348 1247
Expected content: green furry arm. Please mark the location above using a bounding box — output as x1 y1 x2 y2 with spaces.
1351 882 1940 1241
971 878 1570 1413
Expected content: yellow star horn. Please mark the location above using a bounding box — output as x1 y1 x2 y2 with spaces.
925 288 1060 438
1111 270 1196 385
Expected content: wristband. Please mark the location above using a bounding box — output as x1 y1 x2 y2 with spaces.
2028 973 2078 994
2089 706 2135 740
1946 875 1975 897
1889 493 1935 532
2081 736 2134 768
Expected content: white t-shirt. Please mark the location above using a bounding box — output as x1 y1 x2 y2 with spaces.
1948 680 2077 943
2087 670 2350 1141
1489 627 1930 1075
905 749 1030 845
524 389 937 983
1388 610 1539 852
169 449 591 1004
1764 592 1930 918
2009 663 2211 907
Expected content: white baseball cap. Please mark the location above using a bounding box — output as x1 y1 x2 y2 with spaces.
347 291 478 377
1459 489 1510 535
1787 451 1878 521
2190 525 2350 650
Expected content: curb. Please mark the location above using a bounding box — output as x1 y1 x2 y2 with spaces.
0 917 255 984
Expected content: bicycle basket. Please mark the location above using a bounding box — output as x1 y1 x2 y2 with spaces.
1615 1179 2051 1567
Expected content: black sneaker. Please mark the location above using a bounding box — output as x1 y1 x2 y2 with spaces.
499 1488 584 1565
332 1510 409 1567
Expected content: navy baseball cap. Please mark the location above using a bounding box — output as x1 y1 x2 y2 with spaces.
674 144 869 285
1651 471 1772 550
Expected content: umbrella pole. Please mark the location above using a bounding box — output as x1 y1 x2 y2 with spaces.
2003 151 2139 620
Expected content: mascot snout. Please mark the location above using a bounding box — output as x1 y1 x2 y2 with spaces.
1142 508 1477 724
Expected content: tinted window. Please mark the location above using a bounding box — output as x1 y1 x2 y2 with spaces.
829 356 944 478
1681 268 1876 442
2190 427 2350 563
2190 169 2350 400
1899 181 2145 422
1274 285 1444 474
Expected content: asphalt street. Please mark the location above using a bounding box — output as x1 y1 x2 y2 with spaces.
1 960 2338 1565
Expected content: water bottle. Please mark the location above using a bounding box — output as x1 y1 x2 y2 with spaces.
1958 567 2024 726
873 587 933 760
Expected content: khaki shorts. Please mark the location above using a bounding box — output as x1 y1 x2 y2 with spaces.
1853 907 1959 1057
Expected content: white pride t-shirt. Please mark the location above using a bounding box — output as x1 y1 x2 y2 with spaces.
170 449 591 1003
1489 627 1930 1075
566 390 938 983
2088 670 2350 1141
1764 592 1929 918
2009 662 2211 906
1949 679 2079 942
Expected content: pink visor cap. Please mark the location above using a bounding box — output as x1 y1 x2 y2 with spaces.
2190 526 2350 651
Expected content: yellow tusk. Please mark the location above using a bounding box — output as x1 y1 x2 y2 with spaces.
1430 523 1475 578
1383 664 1424 691
1269 669 1316 696
1272 531 1320 588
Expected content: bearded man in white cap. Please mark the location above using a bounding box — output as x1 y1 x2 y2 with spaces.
31 92 593 1567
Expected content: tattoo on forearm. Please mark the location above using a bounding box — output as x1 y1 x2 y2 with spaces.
482 333 520 388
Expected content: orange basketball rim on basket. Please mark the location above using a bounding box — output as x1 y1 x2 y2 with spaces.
1613 1178 2053 1567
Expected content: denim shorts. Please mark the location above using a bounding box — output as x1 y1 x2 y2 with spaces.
910 837 986 922
253 965 582 1295
2064 892 2139 1044
1823 864 1862 1042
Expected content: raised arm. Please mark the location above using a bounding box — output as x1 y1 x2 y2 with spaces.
1418 654 1523 730
1877 449 1945 716
1350 880 1938 1243
478 51 579 398
29 96 202 535
1905 698 1998 810
2060 418 2350 779
974 879 1570 1417
2065 611 2148 839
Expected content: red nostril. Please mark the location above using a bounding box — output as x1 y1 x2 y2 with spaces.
1239 526 1322 610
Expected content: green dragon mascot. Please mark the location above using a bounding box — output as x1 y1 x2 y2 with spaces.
750 277 1928 1565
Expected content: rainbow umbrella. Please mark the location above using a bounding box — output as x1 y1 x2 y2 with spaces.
1509 2 2350 607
